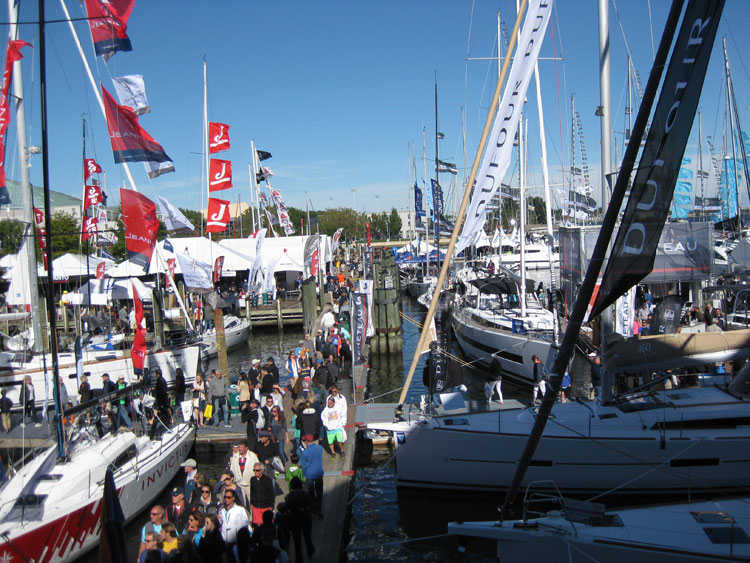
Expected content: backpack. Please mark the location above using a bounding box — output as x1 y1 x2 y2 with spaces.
255 408 265 430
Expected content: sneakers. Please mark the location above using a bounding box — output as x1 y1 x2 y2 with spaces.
34 423 42 428
339 451 346 459
224 424 232 428
329 452 336 459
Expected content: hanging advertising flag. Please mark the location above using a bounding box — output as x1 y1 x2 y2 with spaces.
111 74 149 115
247 228 266 287
208 158 233 192
96 261 106 279
351 292 368 366
131 285 146 370
84 184 104 211
457 0 553 255
332 227 344 255
205 197 231 233
213 256 224 284
175 252 213 293
208 122 230 153
303 234 321 279
156 194 195 235
33 206 47 270
120 188 160 268
83 158 102 181
84 0 134 60
414 181 425 217
589 0 723 319
81 216 98 242
165 258 176 291
144 159 175 179
0 40 30 204
256 149 272 161
102 86 172 165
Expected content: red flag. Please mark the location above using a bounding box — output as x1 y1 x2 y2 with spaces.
96 262 106 279
208 122 230 153
34 207 48 270
83 158 102 181
84 184 104 211
102 86 172 165
84 0 134 60
81 216 98 242
120 188 160 268
164 258 176 290
208 158 233 192
131 285 146 370
213 256 224 284
206 198 231 233
311 249 320 277
0 40 30 193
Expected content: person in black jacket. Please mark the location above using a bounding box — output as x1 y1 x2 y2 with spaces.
284 477 315 562
325 355 340 389
312 359 329 389
150 368 171 439
244 398 262 450
296 402 321 441
249 462 276 527
265 357 280 385
174 368 186 409
198 515 226 562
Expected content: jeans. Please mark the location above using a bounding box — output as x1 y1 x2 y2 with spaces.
305 477 323 514
213 396 228 425
116 404 132 429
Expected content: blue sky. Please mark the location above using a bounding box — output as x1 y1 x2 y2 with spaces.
4 0 750 218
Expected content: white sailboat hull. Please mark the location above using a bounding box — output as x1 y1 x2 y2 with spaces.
0 423 195 563
372 386 750 495
451 305 556 383
197 315 250 359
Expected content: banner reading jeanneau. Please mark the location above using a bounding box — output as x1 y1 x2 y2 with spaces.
120 188 159 268
456 0 553 255
589 0 724 319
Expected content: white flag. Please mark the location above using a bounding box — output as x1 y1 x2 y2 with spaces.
247 228 267 286
456 0 554 256
145 160 175 179
174 252 213 293
156 195 195 234
112 74 150 115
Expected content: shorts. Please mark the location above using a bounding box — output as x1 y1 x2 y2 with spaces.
326 428 343 443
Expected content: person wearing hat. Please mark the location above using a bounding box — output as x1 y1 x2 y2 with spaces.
165 486 189 534
181 458 198 501
248 359 261 387
244 397 263 450
314 330 326 356
299 434 324 516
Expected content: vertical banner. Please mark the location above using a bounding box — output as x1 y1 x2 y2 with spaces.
303 234 321 279
0 40 30 204
213 256 224 284
351 292 368 366
331 227 344 255
96 262 106 280
590 0 724 318
131 286 146 370
83 158 102 181
414 181 425 217
165 258 176 290
615 286 636 337
247 228 266 287
457 0 554 255
81 216 98 242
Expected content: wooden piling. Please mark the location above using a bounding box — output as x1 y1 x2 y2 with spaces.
301 276 319 336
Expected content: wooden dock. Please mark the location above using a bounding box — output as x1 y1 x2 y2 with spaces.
193 365 368 561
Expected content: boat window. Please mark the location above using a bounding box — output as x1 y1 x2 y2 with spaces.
598 413 618 420
38 474 63 481
701 527 750 544
14 494 47 508
652 417 750 431
691 512 735 524
110 445 138 471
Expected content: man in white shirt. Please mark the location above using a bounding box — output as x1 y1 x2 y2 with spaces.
219 488 249 557
229 439 259 504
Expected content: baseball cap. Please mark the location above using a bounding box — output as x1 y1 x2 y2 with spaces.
180 459 197 468
302 434 314 442
170 487 184 496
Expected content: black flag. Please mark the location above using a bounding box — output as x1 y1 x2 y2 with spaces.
590 0 724 319
256 149 272 161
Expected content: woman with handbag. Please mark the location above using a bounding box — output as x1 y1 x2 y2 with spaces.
192 373 207 427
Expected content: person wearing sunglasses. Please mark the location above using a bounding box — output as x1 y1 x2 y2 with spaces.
249 462 275 527
215 471 246 508
137 532 165 563
218 488 249 561
138 505 164 558
192 485 218 516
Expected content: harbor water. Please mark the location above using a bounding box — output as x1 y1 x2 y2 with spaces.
86 296 519 561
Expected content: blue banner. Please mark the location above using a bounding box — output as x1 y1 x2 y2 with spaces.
414 181 425 217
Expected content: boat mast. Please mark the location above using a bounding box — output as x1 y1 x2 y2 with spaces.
722 38 742 234
501 0 684 512
433 78 440 274
39 0 66 459
598 0 612 211
723 38 750 228
518 112 527 315
201 58 208 237
8 0 43 353
698 111 705 221
249 139 260 232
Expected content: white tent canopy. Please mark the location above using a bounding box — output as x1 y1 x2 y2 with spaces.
62 278 155 305
37 253 114 281
219 234 332 275
107 259 147 278
396 238 438 256
149 237 252 276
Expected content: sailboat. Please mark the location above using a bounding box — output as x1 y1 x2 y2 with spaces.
368 0 745 501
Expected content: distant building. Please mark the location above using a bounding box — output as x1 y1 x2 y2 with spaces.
1 179 82 221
